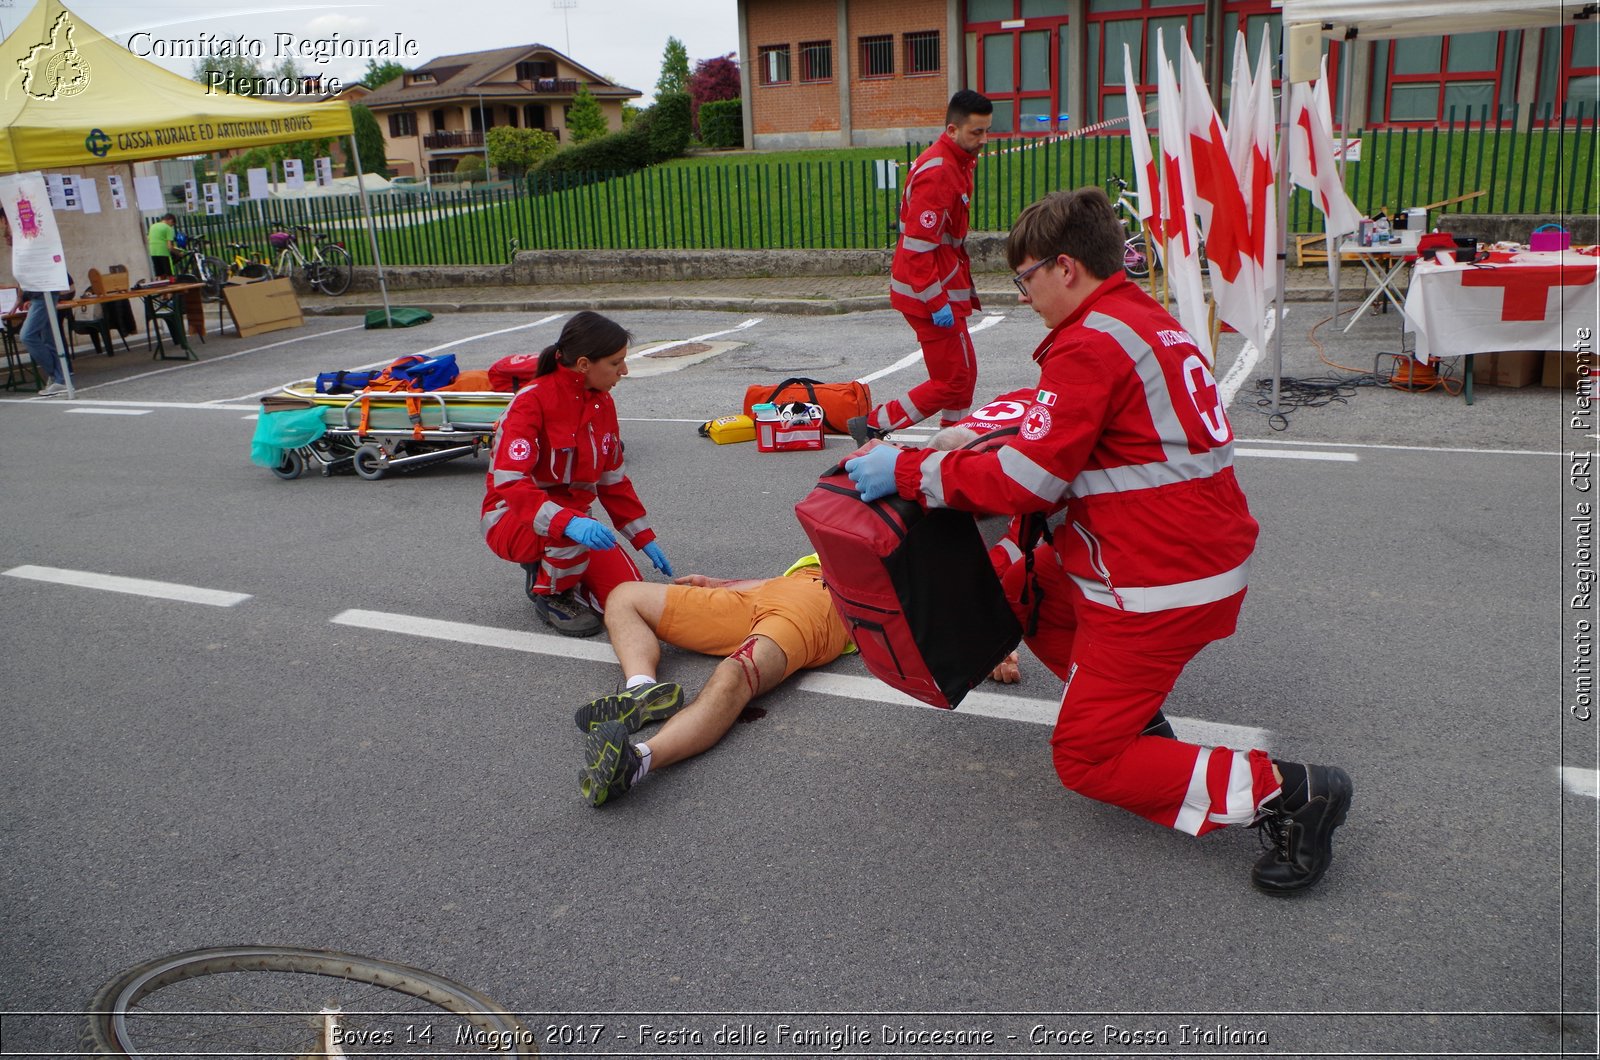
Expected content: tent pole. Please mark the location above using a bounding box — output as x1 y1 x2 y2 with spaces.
347 132 393 325
1330 29 1358 326
46 291 76 398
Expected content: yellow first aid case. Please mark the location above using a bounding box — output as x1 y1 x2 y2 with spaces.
700 414 756 444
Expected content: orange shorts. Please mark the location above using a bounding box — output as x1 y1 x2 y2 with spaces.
655 569 849 679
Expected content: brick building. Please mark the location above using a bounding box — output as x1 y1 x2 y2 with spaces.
738 0 1598 148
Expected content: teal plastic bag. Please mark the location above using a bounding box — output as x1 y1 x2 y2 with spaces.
250 406 329 468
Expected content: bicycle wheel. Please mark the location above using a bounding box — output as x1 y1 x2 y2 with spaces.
315 244 354 296
83 945 536 1056
1122 235 1151 279
200 257 227 300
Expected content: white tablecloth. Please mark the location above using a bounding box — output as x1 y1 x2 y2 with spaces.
1405 249 1600 362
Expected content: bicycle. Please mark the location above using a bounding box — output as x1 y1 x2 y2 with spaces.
1108 174 1153 279
82 944 536 1055
1107 174 1209 278
172 235 227 301
269 224 354 296
225 241 273 281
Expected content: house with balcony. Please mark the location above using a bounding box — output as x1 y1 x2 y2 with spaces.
362 44 642 179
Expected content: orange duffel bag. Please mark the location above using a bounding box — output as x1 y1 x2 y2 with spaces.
742 377 871 436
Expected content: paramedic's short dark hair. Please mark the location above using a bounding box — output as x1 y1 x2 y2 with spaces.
946 90 994 126
537 310 631 376
1006 187 1125 281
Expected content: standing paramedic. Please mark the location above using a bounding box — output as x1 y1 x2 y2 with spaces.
848 90 993 447
844 187 1353 894
480 311 673 637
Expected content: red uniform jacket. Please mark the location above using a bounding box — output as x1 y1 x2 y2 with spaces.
894 273 1259 642
480 367 654 554
889 133 978 320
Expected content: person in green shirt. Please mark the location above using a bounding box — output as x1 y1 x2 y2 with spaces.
147 213 177 277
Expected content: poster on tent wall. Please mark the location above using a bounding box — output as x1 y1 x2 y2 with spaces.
315 157 333 188
79 179 102 215
0 172 69 293
246 169 270 200
45 174 80 211
184 179 198 214
203 183 222 216
107 174 128 210
283 159 305 191
133 175 163 212
225 174 240 206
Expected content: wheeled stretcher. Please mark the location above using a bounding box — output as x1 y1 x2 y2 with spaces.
260 378 513 481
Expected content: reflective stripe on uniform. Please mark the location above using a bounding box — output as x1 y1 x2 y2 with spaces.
997 445 1072 504
1070 447 1233 498
1173 746 1259 835
491 469 522 488
1067 557 1250 614
543 543 585 561
481 500 509 537
619 517 650 540
919 450 950 507
889 262 966 303
899 236 941 253
597 468 625 486
533 500 567 536
995 538 1024 564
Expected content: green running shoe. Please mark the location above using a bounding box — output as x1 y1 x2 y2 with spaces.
573 682 683 733
581 721 640 807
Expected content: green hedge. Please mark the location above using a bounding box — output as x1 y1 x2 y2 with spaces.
699 99 742 149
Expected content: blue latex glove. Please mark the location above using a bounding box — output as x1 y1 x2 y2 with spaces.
930 304 955 328
844 444 901 503
641 541 674 577
564 515 616 550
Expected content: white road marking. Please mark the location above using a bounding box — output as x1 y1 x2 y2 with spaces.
794 671 1270 747
331 608 619 663
856 313 1006 386
1217 308 1284 408
336 608 1270 745
227 314 567 403
71 324 369 396
1236 447 1358 462
65 407 151 416
3 565 251 607
636 318 762 357
0 398 259 411
1560 767 1599 799
1235 437 1564 458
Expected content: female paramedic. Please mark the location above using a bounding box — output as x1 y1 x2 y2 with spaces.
480 311 673 637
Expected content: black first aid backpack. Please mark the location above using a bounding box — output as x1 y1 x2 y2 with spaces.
794 443 1022 709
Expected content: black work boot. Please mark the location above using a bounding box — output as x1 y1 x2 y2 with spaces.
1250 763 1353 894
532 587 604 637
847 415 890 447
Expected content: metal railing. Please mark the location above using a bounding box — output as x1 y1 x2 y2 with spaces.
184 102 1594 267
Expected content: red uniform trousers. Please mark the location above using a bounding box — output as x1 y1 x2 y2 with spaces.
485 516 642 611
868 314 978 431
1001 544 1278 836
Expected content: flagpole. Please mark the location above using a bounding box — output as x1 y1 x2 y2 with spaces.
1273 58 1293 415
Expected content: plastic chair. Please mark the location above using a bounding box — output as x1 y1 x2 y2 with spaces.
143 277 192 358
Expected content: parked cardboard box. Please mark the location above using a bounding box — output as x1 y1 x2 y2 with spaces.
224 278 301 338
1472 350 1542 388
1543 350 1597 390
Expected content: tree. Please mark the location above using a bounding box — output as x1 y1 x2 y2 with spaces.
656 36 690 98
621 102 645 129
487 126 560 176
193 55 268 96
688 53 741 132
566 85 608 144
362 59 406 89
454 154 487 184
346 104 390 178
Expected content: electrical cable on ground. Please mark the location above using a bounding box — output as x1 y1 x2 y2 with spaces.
1249 299 1459 431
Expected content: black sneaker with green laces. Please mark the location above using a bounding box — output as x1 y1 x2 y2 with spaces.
580 720 641 807
1250 763 1353 894
574 682 684 733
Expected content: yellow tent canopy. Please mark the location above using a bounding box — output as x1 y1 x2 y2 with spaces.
0 0 353 174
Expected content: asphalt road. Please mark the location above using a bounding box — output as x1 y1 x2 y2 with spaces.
1 305 1593 1058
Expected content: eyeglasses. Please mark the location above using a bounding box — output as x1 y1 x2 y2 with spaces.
1012 255 1061 296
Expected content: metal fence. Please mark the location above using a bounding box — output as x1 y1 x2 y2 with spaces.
186 102 1595 267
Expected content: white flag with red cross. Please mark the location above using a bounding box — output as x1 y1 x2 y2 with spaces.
1179 33 1264 356
1122 45 1162 245
1155 30 1212 364
1289 56 1363 283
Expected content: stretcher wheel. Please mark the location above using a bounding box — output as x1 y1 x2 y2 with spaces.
352 443 387 480
270 449 304 481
